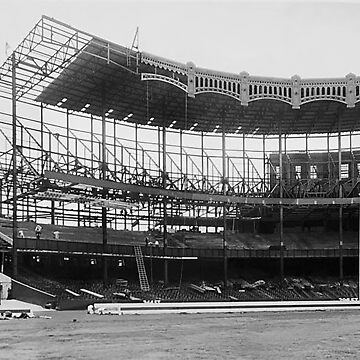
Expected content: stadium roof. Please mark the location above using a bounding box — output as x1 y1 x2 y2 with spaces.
2 16 360 135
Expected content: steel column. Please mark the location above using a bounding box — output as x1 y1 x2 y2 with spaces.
162 125 168 285
279 123 284 281
1 252 4 273
338 125 343 283
327 133 331 183
90 114 94 172
222 123 228 288
305 133 309 179
101 87 108 285
180 130 183 188
201 131 204 191
242 133 246 194
51 201 55 225
66 109 70 172
40 103 44 172
263 135 266 192
12 52 18 278
135 123 138 170
113 119 116 175
358 205 360 300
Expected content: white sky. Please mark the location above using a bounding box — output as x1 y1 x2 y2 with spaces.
0 0 360 78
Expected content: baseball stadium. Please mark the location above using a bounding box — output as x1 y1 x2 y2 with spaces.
1 14 360 322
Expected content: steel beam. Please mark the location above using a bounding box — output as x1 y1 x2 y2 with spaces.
44 170 360 206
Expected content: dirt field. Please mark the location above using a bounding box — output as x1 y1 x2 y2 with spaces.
1 309 360 359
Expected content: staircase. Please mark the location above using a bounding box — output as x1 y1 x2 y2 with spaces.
133 245 150 292
0 231 12 247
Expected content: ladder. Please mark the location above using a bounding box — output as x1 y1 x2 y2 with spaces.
134 245 150 291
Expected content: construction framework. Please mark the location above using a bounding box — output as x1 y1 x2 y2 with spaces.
1 16 360 289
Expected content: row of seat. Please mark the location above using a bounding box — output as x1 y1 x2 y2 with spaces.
16 273 359 303
2 221 358 250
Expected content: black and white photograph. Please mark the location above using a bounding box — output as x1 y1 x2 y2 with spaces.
1 0 360 358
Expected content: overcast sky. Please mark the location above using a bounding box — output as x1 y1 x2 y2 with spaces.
0 0 359 79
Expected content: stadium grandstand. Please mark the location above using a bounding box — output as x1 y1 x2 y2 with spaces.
1 16 360 308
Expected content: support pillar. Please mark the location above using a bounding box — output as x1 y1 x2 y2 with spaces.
1 252 4 273
66 109 70 172
358 205 360 300
262 135 266 192
113 119 117 175
327 133 331 185
101 87 108 286
0 179 2 217
162 125 168 285
12 52 18 279
338 126 343 283
279 125 284 281
51 201 55 225
40 103 44 173
90 114 94 172
242 133 246 194
222 122 228 288
180 130 183 189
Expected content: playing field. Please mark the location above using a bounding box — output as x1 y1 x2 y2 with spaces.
1 309 360 359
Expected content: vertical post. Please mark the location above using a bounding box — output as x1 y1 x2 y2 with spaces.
77 203 81 227
12 52 18 278
327 133 331 184
350 131 355 186
40 103 44 172
162 125 168 285
180 130 183 189
242 133 246 194
113 119 116 175
1 252 4 273
358 205 360 300
51 201 55 225
338 125 343 283
90 114 94 172
201 132 204 191
0 179 2 217
135 123 138 166
305 133 309 179
222 121 228 288
263 135 266 193
279 122 284 281
101 87 108 285
158 128 161 178
66 109 70 172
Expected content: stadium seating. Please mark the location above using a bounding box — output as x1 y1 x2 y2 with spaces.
13 266 359 306
1 221 357 250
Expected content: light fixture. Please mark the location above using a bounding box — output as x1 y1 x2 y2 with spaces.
108 109 114 113
235 125 242 134
213 124 220 133
84 103 90 108
169 120 177 128
123 116 129 121
253 127 260 135
128 113 133 118
61 97 67 103
189 122 198 131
